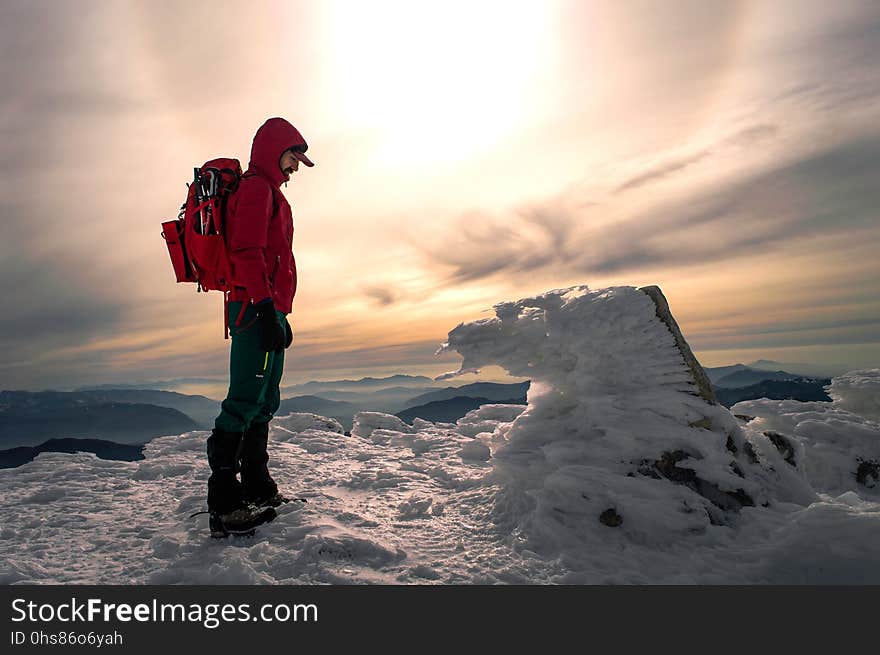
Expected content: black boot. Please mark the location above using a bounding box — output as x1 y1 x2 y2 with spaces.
239 421 280 506
206 427 277 538
208 505 277 538
206 427 245 514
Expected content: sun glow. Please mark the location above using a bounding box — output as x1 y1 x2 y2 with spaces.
318 0 559 168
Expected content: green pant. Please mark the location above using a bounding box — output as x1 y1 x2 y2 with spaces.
214 301 287 433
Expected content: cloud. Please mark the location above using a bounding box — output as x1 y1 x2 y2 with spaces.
287 339 460 371
614 151 711 194
423 133 880 283
690 319 880 351
0 267 131 391
695 315 880 341
613 123 778 194
363 285 399 307
722 124 778 148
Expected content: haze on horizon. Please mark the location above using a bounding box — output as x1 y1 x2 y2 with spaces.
1 0 879 391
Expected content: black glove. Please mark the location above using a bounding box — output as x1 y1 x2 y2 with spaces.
255 301 285 352
284 317 294 349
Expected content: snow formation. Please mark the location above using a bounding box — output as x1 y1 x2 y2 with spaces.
825 369 880 422
1 285 879 584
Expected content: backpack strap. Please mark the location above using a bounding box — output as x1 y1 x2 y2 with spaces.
223 290 251 340
224 291 230 340
235 298 248 327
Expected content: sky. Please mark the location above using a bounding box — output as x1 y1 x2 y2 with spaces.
1 0 879 392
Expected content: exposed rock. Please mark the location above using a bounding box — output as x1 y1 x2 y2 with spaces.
654 450 700 484
688 417 713 430
764 431 796 466
459 440 491 461
639 449 755 512
730 461 745 478
734 414 755 422
638 285 717 404
725 434 738 455
743 441 759 464
599 508 623 527
856 459 879 488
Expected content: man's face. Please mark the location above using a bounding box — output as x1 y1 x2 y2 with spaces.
279 149 300 180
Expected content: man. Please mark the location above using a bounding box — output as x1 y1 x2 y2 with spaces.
206 117 314 537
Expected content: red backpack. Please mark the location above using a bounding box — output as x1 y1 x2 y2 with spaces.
161 157 243 339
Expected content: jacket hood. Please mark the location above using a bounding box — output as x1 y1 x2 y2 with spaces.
248 117 309 187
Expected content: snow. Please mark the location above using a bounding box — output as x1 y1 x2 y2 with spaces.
1 284 879 584
273 412 345 436
454 403 525 437
459 440 491 461
730 397 880 496
825 369 880 422
350 411 413 439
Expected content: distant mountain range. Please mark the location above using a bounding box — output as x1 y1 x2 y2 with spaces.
278 396 360 431
283 375 435 394
273 382 532 429
58 389 218 426
0 378 531 450
75 378 224 392
713 368 802 389
704 364 752 384
396 395 527 425
303 386 438 411
2 364 839 454
715 378 832 408
405 382 531 407
703 364 833 406
747 359 849 377
705 361 845 384
0 438 145 469
746 360 844 378
0 391 199 447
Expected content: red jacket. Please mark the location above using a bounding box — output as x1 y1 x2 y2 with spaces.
227 117 308 314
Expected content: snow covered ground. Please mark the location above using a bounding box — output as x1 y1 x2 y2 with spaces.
1 285 878 584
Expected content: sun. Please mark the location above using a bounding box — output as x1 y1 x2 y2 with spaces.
318 0 559 168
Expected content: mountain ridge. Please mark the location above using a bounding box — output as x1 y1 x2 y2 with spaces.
0 437 146 469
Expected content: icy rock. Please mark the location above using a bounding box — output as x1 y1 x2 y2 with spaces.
277 428 350 452
639 285 717 404
459 440 491 461
764 431 797 466
439 284 778 549
411 418 436 431
273 412 344 435
351 412 413 439
599 508 623 527
826 369 880 422
456 403 526 437
856 460 879 488
397 496 434 519
409 565 441 580
732 397 880 496
638 449 755 515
